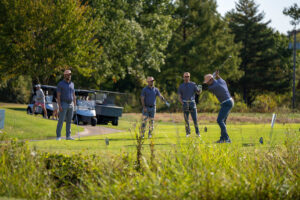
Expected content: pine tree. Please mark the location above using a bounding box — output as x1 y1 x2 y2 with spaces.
227 0 292 104
159 0 242 93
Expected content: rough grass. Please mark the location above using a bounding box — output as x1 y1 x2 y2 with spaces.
0 103 299 199
0 130 299 199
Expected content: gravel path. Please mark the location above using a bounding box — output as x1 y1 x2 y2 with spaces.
77 125 123 137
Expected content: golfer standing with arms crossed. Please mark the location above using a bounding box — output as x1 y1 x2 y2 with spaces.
203 70 234 143
178 72 201 137
141 76 169 138
56 70 76 141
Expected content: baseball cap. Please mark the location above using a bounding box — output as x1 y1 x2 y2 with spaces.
203 74 213 84
64 70 72 75
146 76 155 82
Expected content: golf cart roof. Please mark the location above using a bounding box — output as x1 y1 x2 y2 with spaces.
40 85 56 89
75 89 96 96
91 89 126 95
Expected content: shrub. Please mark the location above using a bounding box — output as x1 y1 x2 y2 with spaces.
0 76 32 104
232 93 249 112
197 91 219 112
252 94 278 112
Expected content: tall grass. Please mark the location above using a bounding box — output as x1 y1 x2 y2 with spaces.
0 128 299 199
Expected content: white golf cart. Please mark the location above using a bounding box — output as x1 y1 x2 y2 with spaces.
73 89 97 126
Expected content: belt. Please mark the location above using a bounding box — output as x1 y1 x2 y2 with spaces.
221 98 233 104
145 105 155 108
62 100 73 104
183 100 195 103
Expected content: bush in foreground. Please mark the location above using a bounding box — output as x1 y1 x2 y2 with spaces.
0 131 299 199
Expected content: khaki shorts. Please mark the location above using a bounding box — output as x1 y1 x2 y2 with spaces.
52 102 58 111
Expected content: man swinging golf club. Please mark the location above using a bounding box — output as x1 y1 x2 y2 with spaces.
141 76 169 138
203 70 234 143
178 72 201 137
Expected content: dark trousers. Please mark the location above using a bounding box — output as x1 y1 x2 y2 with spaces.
217 99 234 140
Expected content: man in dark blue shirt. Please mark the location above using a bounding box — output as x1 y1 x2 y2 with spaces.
56 69 76 141
141 76 168 138
204 70 234 143
178 72 201 137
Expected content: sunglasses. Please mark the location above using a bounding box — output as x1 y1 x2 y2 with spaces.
184 76 190 78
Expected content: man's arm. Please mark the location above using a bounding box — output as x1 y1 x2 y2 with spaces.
57 92 62 112
141 96 147 112
178 94 183 105
215 70 221 79
73 92 76 107
159 94 166 102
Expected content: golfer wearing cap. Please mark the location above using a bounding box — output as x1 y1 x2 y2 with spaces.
33 84 48 118
178 72 201 137
204 70 234 143
141 76 168 138
56 69 76 141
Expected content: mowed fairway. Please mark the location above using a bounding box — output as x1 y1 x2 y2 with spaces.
1 103 298 154
29 121 299 154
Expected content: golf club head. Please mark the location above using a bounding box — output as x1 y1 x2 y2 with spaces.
197 84 202 91
165 102 170 107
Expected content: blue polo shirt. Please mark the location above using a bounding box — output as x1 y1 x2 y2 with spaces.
57 80 75 103
178 82 199 101
208 78 231 103
141 86 161 106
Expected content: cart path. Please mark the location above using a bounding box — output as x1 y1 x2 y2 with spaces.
27 125 123 142
77 125 123 137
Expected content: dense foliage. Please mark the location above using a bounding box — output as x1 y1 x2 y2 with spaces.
0 131 299 199
0 0 298 110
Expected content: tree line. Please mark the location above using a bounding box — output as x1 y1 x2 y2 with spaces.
0 0 299 109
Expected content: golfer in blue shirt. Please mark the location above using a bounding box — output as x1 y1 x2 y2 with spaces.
204 70 234 143
178 72 201 137
56 70 76 141
141 76 168 138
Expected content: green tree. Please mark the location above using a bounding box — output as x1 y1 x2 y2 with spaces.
283 3 300 27
158 0 242 93
227 0 292 104
86 0 176 91
0 0 102 85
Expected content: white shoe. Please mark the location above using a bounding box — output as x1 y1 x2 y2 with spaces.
66 137 75 140
186 134 190 137
56 137 61 141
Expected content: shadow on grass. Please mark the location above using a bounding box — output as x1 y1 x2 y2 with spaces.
7 107 27 112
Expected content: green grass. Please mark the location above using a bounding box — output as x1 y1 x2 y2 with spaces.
0 103 299 199
29 121 300 154
0 103 84 139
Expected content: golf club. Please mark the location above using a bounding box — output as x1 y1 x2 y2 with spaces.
75 106 80 140
213 56 232 78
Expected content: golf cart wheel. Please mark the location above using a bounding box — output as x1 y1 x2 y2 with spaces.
27 108 32 114
112 118 118 126
74 115 80 125
91 118 97 126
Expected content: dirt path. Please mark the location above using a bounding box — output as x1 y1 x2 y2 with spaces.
77 125 123 137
